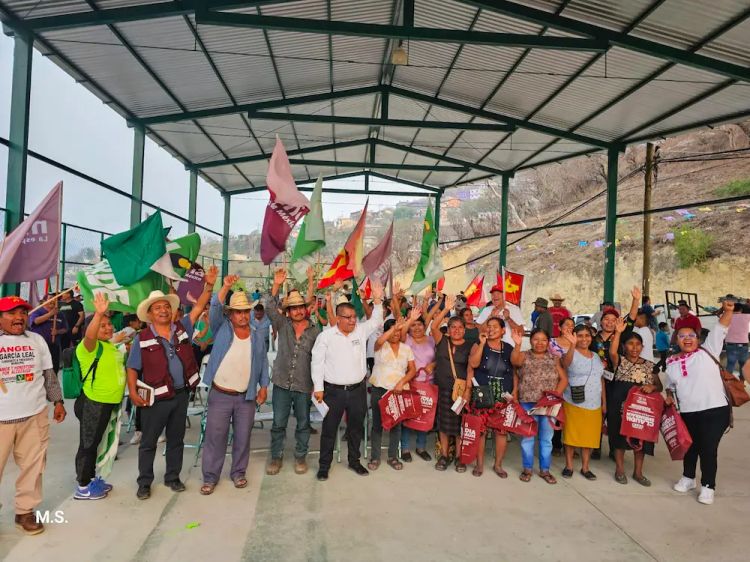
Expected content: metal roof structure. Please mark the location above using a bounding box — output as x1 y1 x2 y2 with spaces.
2 0 749 197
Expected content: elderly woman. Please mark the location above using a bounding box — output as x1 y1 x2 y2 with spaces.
667 301 735 505
608 316 662 486
368 318 417 471
468 317 514 478
559 325 605 480
431 295 473 472
511 328 568 484
400 306 437 462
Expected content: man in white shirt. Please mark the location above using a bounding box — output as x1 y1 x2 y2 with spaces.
312 282 384 481
476 284 525 345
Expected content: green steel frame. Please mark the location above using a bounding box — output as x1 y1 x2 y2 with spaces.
130 124 145 227
188 170 198 234
222 193 231 279
603 147 619 303
498 174 509 270
285 160 469 172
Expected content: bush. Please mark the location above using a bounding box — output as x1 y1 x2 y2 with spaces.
673 226 713 269
715 179 750 197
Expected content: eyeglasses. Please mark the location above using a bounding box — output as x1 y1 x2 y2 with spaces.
337 314 357 320
677 333 697 340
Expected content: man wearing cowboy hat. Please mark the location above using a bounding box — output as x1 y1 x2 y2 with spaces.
476 284 524 345
0 296 66 535
548 293 571 338
126 266 218 500
198 274 269 494
263 267 321 476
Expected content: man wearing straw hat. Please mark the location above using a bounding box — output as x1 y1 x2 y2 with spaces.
549 293 572 338
0 296 66 535
198 274 269 495
126 266 218 500
264 267 321 476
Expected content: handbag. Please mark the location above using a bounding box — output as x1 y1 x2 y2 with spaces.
528 390 566 430
458 412 484 464
471 385 494 409
701 347 750 407
660 404 693 461
620 386 664 451
378 389 420 431
403 381 439 432
448 342 466 402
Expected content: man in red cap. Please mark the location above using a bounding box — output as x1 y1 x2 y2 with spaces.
476 284 525 345
0 296 66 535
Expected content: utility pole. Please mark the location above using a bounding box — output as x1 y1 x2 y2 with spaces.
642 143 655 296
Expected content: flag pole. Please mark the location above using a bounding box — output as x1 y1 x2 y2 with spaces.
29 282 78 315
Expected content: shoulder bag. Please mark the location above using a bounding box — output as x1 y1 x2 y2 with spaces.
701 347 750 407
448 342 466 402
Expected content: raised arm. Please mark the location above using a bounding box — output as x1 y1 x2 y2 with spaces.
325 290 336 329
361 282 385 338
400 306 422 343
560 330 578 368
265 268 287 329
375 318 401 351
609 316 628 369
469 332 487 368
627 285 641 322
704 300 734 356
510 327 526 367
430 294 454 345
188 265 218 326
359 285 373 319
82 293 109 352
306 266 315 305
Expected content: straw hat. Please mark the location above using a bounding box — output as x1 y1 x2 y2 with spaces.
282 290 306 309
550 293 565 302
137 290 180 322
225 291 255 311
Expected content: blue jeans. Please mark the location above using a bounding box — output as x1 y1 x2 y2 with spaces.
520 401 554 471
270 386 311 459
725 343 748 376
400 426 427 452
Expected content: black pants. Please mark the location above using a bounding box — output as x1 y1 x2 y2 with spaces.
74 393 117 486
552 429 562 451
319 382 367 471
47 340 61 373
137 389 189 487
370 386 400 461
681 405 730 489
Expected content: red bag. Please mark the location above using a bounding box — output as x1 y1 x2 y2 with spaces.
492 401 538 437
660 405 693 461
528 390 566 430
459 413 483 464
485 402 508 431
378 389 420 431
403 381 438 432
620 387 664 451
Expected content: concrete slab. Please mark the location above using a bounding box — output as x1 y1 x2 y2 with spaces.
1 402 748 561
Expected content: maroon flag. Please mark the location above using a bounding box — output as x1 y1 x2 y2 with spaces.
362 220 393 286
0 182 62 283
260 137 310 264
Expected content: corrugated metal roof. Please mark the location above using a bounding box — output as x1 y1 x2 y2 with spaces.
0 0 748 194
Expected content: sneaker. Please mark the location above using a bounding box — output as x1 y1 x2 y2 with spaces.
93 476 113 493
673 476 697 493
697 486 715 505
74 479 109 500
129 431 142 445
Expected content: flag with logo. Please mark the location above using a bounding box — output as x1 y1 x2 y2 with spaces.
167 232 202 275
317 200 368 289
501 268 525 307
464 274 484 307
77 259 168 313
407 201 443 295
362 220 393 286
261 137 310 265
101 211 181 286
0 181 62 283
290 174 325 282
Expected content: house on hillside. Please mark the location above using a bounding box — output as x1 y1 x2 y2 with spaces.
335 217 356 229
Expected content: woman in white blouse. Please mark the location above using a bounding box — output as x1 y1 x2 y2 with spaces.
666 300 734 505
368 318 416 471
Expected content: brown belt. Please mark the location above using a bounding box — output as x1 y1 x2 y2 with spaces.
211 382 244 396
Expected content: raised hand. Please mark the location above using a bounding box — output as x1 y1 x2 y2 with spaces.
332 278 344 292
223 274 240 288
722 299 735 314
563 331 577 348
273 267 287 287
409 306 422 321
204 265 219 286
631 285 641 302
306 265 314 280
479 332 488 345
93 292 109 315
394 318 406 333
444 295 456 311
511 327 523 346
614 316 627 333
371 280 384 302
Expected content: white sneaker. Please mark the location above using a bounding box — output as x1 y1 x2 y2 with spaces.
129 431 142 445
673 476 697 493
698 486 715 505
158 434 166 444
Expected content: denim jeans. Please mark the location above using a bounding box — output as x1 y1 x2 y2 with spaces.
520 401 554 471
400 426 427 452
725 343 748 376
270 386 311 459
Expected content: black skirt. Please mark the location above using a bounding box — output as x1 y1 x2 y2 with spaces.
437 386 461 436
606 380 655 455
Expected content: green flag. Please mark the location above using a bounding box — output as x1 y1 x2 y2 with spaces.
290 174 325 282
351 277 364 319
167 232 202 276
407 201 444 295
101 211 180 286
77 259 168 314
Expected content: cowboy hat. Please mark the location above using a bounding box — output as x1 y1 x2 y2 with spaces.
225 291 255 311
534 297 549 308
550 293 565 302
282 290 306 309
137 290 180 322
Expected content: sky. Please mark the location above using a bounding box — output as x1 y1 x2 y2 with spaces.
0 32 427 240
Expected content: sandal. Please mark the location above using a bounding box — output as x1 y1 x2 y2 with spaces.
615 473 628 485
539 471 557 485
386 458 403 471
416 449 432 462
519 470 532 482
632 474 651 487
367 459 380 471
401 451 413 463
455 462 467 473
233 477 248 489
493 466 508 479
580 470 597 481
435 456 449 471
200 483 216 496
562 467 574 479
472 466 483 477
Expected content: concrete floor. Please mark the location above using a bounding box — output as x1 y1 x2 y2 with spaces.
1 397 748 561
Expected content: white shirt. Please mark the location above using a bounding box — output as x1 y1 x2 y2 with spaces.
665 324 729 413
311 304 383 392
476 302 525 345
369 342 415 390
213 333 252 392
0 332 52 421
634 326 655 362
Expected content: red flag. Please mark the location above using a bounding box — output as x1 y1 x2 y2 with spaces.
318 200 368 288
361 277 372 299
436 277 445 292
501 268 524 307
464 274 484 307
362 220 393 286
317 248 352 289
260 137 310 264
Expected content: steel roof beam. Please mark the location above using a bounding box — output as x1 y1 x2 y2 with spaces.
374 138 506 177
195 10 607 51
287 159 469 172
624 108 750 145
367 171 442 193
247 110 515 131
232 171 436 196
461 1 750 83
